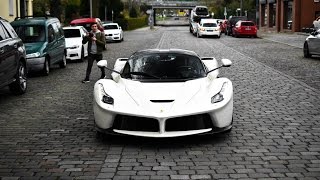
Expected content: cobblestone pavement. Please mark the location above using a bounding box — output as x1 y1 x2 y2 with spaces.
0 26 319 180
257 31 309 48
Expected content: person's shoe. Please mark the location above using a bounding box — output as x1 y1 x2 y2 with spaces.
82 79 90 83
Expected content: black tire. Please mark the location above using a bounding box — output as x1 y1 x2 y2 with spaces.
303 42 311 58
59 54 67 68
43 57 50 76
79 47 84 62
9 61 27 95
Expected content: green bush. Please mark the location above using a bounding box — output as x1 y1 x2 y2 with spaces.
115 16 148 31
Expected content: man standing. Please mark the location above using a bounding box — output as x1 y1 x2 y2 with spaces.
82 23 106 83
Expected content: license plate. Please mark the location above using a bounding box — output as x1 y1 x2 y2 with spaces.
207 30 213 32
245 27 251 30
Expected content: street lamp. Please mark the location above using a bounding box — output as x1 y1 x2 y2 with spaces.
90 0 92 18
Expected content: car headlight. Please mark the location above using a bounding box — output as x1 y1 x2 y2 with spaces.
26 52 40 58
99 83 114 105
211 82 227 103
68 45 80 49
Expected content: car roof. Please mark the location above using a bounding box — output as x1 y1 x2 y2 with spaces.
63 26 84 29
11 16 59 26
133 49 199 57
200 19 217 23
70 18 100 24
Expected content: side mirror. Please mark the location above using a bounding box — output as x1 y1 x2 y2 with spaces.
97 60 108 68
221 59 232 67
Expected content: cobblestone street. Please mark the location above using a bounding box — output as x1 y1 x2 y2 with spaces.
0 26 319 180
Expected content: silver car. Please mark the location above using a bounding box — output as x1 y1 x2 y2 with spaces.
303 29 320 58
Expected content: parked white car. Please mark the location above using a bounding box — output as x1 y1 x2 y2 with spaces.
196 18 221 38
103 23 124 42
63 26 88 61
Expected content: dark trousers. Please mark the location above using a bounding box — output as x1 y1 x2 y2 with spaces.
85 53 105 80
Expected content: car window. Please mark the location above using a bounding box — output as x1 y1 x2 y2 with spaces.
203 23 217 27
63 29 81 38
14 25 46 43
122 53 206 80
241 22 255 26
195 7 208 15
104 25 118 30
0 22 9 40
48 24 55 42
2 21 18 38
73 23 92 32
52 22 63 38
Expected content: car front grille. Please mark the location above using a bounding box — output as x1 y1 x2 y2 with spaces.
113 115 159 132
165 114 213 131
112 114 213 133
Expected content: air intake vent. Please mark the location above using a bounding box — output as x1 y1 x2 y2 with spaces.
150 100 174 103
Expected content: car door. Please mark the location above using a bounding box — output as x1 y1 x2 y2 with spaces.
53 22 65 63
0 21 17 87
47 24 60 64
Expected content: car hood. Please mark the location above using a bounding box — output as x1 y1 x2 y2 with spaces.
104 29 120 34
65 38 82 48
117 78 220 115
24 42 45 54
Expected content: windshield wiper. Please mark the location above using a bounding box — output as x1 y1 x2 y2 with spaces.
124 71 161 79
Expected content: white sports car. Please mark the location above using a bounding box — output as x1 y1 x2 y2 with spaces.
93 49 233 138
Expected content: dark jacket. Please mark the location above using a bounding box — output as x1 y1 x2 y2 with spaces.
82 30 106 54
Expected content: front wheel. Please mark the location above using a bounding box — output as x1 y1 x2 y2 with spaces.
303 42 311 58
9 61 27 95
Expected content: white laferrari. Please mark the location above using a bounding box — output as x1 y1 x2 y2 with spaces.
94 49 233 138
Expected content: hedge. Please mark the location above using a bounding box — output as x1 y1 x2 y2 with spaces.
115 16 148 31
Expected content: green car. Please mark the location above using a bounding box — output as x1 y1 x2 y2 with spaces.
11 16 66 75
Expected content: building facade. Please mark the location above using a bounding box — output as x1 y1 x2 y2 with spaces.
0 0 33 22
259 0 320 32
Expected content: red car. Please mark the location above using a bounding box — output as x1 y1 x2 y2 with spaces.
232 20 257 38
70 18 104 32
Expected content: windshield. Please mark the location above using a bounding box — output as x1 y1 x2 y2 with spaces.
63 29 81 38
121 52 206 81
13 25 45 43
104 25 118 30
241 22 255 26
72 23 92 32
203 23 217 27
195 8 208 15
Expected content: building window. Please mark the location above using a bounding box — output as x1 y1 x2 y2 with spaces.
271 3 276 27
9 0 14 16
284 0 293 29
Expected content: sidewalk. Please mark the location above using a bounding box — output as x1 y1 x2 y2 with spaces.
257 30 309 48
